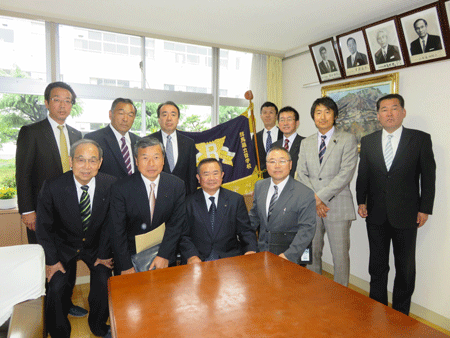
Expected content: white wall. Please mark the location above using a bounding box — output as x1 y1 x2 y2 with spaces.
283 53 450 320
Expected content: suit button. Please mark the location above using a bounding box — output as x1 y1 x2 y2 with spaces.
319 178 322 181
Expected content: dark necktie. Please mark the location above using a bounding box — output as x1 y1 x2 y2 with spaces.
121 136 132 175
319 135 327 164
268 185 278 221
80 185 91 232
422 39 426 52
284 139 289 150
266 130 272 153
206 196 219 261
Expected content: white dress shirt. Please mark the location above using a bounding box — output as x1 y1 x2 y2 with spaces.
74 176 96 209
203 189 220 211
263 126 279 152
382 126 403 160
47 115 70 156
317 126 335 152
141 173 160 200
266 175 289 217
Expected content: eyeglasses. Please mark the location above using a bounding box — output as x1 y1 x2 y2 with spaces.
50 97 73 105
279 117 295 123
73 157 99 165
267 159 290 165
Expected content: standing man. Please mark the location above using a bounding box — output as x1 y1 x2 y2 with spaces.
356 94 436 315
85 98 141 178
374 30 401 65
149 101 197 195
272 106 304 177
36 139 116 338
110 137 186 274
297 97 358 286
410 19 443 55
180 158 257 264
249 146 316 264
346 37 368 68
15 81 86 317
318 46 338 74
253 102 283 178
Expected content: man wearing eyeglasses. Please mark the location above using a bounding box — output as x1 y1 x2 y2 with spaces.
36 139 117 338
249 146 316 264
15 81 86 317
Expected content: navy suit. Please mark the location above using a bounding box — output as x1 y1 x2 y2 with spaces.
356 128 436 314
149 130 197 195
36 172 116 337
272 134 304 177
253 128 283 178
84 125 141 178
110 171 186 272
410 34 442 56
180 187 257 262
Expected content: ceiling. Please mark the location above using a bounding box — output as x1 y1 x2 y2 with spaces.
0 0 435 56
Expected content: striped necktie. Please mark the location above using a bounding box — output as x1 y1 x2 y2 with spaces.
268 185 278 221
384 135 394 171
284 139 289 150
319 135 327 164
80 185 91 232
266 130 272 153
121 137 132 175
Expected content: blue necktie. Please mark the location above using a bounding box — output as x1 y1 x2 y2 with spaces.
206 196 219 261
319 135 326 164
266 130 272 153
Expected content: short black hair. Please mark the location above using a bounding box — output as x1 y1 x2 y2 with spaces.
413 18 427 29
111 98 137 114
278 106 299 121
44 82 76 105
376 94 404 111
347 37 356 45
310 97 339 124
197 157 223 175
157 101 180 118
319 46 327 54
260 101 278 115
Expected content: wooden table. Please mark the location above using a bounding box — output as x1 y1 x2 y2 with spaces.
108 252 446 337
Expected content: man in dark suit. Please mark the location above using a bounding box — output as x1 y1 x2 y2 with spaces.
318 46 338 74
180 158 257 263
272 106 304 177
148 101 197 195
410 19 443 56
346 37 368 68
85 98 141 178
249 146 316 264
253 102 283 178
356 94 436 315
36 139 116 338
110 137 186 274
15 81 86 317
374 30 401 64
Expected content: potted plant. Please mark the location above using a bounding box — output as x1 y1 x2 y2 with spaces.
0 175 17 210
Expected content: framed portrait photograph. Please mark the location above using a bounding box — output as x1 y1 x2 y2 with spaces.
337 29 372 77
399 3 447 65
321 73 399 145
309 38 344 83
365 19 406 72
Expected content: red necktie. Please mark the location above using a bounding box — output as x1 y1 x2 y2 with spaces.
284 139 289 150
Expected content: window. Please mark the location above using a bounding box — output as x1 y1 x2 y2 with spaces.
219 49 252 99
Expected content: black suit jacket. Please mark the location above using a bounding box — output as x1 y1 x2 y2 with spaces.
16 118 82 214
356 128 436 228
110 171 186 271
347 52 368 68
180 187 257 262
410 34 442 56
84 125 141 178
318 60 337 74
374 45 401 64
149 130 197 195
253 128 283 178
36 172 117 266
272 134 304 177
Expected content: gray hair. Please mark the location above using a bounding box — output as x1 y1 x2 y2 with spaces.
266 145 292 161
134 137 165 157
70 139 103 159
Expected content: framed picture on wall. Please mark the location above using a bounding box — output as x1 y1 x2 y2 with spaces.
365 18 406 72
321 72 399 145
337 29 372 78
309 38 344 83
398 2 447 65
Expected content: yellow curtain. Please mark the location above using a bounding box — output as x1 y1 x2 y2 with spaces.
266 56 283 108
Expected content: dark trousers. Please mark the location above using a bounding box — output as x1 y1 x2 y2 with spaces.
366 221 417 315
46 258 112 337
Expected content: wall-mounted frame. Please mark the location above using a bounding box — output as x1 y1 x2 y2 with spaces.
398 2 447 65
364 18 406 72
309 38 344 83
337 29 372 78
321 73 399 145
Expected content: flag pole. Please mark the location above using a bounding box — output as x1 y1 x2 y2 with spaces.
245 90 261 175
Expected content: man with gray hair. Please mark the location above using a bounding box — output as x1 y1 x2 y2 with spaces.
110 137 187 274
36 139 117 338
374 30 401 64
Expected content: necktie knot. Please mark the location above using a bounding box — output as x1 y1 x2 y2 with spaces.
81 185 89 192
57 125 64 131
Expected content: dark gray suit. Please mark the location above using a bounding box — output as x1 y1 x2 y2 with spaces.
249 176 316 263
272 134 304 177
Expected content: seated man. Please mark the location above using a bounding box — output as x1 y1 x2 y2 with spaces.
110 137 186 274
36 139 116 338
249 146 316 264
180 158 257 263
